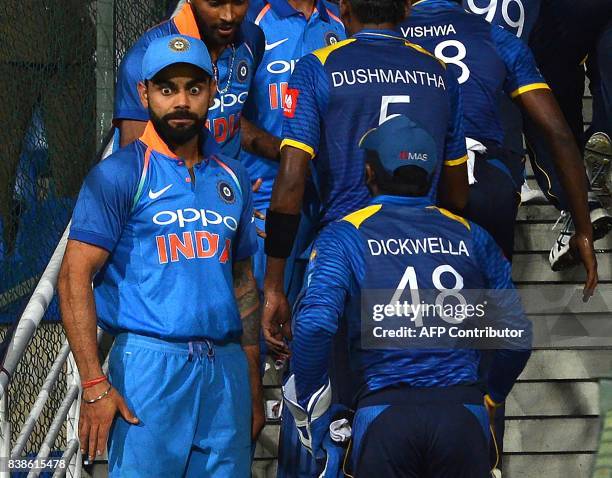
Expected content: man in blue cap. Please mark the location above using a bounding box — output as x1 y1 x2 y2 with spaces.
283 114 532 477
59 35 263 477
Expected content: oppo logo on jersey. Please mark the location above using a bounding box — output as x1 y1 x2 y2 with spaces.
266 59 298 75
152 208 238 231
209 91 249 113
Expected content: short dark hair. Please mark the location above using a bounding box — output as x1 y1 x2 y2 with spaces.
347 0 407 25
366 150 430 196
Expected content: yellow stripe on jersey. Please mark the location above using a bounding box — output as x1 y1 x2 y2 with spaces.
427 206 471 231
510 82 550 98
342 204 383 229
280 138 316 159
444 154 468 166
313 38 356 65
404 41 446 68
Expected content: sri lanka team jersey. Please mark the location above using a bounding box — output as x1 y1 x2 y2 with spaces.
114 2 264 158
290 195 532 405
400 0 549 146
462 0 541 40
241 0 345 209
68 123 257 342
281 30 468 225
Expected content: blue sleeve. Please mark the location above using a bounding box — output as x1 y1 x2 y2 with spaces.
249 22 265 70
68 150 141 252
281 54 330 159
491 24 549 98
232 160 258 261
114 38 149 122
291 222 362 406
472 223 533 402
444 67 468 166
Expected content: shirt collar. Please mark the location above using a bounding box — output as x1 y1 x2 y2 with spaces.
173 2 245 44
268 0 331 22
138 121 218 160
354 29 405 41
369 194 432 208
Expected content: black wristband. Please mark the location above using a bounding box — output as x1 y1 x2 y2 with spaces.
265 210 301 258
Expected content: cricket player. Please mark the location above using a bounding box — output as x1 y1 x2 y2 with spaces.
58 35 263 476
262 0 470 355
114 0 265 158
241 0 346 291
399 0 598 279
284 115 532 476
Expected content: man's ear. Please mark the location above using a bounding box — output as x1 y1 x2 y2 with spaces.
209 77 217 107
365 162 375 186
339 0 350 26
138 81 149 109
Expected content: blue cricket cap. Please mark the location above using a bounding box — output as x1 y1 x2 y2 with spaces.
142 35 214 81
359 115 438 178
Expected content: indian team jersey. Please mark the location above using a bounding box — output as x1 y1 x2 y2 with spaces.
241 0 345 208
114 2 264 158
281 30 468 225
291 195 530 403
462 0 541 40
400 0 549 146
69 123 257 342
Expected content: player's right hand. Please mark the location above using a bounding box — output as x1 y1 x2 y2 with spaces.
570 232 598 301
79 383 139 462
262 289 291 358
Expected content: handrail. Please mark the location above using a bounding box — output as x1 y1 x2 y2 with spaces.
52 439 79 478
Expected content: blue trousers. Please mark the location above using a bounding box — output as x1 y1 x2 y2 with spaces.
351 386 490 478
107 333 252 477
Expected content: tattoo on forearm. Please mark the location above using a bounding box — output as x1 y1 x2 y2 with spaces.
233 260 261 346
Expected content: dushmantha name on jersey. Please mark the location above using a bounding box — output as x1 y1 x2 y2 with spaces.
331 68 446 89
368 237 469 256
399 24 457 38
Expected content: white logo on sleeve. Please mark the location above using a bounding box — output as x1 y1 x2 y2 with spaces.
148 184 173 200
265 38 289 51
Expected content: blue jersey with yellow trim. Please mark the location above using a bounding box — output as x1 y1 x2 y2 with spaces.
281 30 468 225
241 0 345 209
399 0 548 146
114 2 265 158
69 123 257 342
462 0 541 40
291 195 531 405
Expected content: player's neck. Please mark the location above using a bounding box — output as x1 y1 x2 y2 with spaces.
356 22 397 33
288 0 316 20
173 134 203 168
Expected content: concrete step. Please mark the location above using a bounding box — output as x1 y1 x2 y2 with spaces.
512 252 612 283
505 453 595 478
505 417 600 453
507 381 599 418
515 222 612 252
519 349 612 381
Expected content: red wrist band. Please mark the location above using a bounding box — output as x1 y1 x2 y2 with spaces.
82 376 107 389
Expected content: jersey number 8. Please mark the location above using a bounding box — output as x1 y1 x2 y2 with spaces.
390 264 467 327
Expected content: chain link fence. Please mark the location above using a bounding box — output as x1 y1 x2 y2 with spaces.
0 0 176 457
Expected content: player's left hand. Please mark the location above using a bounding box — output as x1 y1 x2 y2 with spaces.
252 396 266 442
262 288 291 358
570 232 598 301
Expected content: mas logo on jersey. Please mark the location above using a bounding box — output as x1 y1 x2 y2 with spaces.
325 31 340 46
236 60 249 83
400 151 428 161
217 180 236 204
169 37 190 52
282 88 299 118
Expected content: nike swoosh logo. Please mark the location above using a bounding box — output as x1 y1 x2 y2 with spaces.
148 184 173 200
265 38 289 51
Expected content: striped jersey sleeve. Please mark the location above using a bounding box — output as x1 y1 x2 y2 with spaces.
280 53 331 159
491 24 549 98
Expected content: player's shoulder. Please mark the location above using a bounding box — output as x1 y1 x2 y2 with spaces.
341 204 384 229
137 17 177 47
310 37 357 65
321 0 344 26
239 19 265 46
403 41 446 69
425 206 471 231
87 142 146 186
